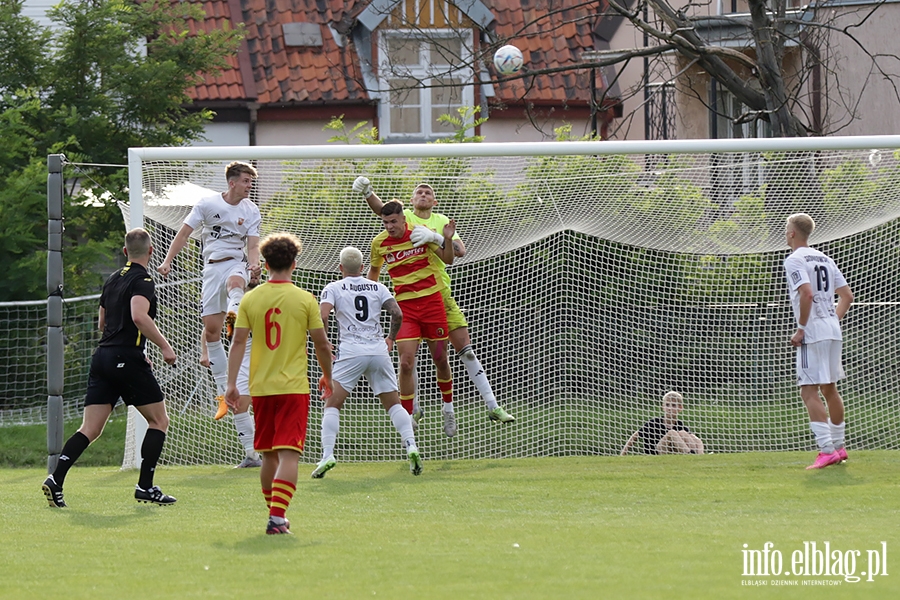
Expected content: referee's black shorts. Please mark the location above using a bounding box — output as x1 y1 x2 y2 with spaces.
84 346 164 407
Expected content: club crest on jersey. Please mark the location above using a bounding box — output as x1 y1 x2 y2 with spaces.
237 218 244 226
791 271 801 284
385 246 426 264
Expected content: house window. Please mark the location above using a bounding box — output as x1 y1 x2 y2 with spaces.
711 83 769 203
714 84 771 139
645 82 676 140
379 31 474 141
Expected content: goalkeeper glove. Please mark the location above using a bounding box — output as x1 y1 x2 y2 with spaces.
410 225 445 248
352 176 373 198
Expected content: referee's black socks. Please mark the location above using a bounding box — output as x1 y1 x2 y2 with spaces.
53 431 91 486
138 429 167 490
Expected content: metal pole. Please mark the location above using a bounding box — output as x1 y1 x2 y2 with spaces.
46 154 66 473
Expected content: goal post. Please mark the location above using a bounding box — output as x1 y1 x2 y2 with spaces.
123 135 900 467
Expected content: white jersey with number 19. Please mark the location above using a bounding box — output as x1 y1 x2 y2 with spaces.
320 276 394 359
784 246 848 343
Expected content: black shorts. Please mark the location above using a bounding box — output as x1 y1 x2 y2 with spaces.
84 346 165 407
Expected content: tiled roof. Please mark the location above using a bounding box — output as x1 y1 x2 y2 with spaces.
485 0 595 105
186 0 598 106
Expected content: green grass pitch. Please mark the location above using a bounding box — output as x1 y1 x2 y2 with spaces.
2 453 898 599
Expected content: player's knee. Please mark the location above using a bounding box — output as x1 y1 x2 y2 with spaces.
79 425 104 443
140 405 169 431
399 355 416 372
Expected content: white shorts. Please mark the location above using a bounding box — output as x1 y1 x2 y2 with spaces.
201 259 248 317
236 337 251 396
333 354 398 396
796 340 845 386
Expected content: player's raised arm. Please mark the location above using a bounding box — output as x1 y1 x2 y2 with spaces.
157 223 194 277
353 176 385 215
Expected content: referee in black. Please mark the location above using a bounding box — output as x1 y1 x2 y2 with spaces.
42 228 178 507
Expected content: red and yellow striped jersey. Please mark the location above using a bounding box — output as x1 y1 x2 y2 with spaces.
370 226 446 301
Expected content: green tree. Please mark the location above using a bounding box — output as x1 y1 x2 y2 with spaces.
0 0 241 300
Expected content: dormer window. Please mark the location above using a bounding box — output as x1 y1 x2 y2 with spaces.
378 30 475 141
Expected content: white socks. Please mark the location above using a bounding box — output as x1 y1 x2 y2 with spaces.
810 421 835 454
829 418 846 450
206 339 228 395
388 403 415 447
233 411 257 458
227 287 244 316
321 407 340 459
459 345 498 410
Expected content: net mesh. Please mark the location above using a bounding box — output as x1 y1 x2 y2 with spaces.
119 147 900 465
0 296 98 427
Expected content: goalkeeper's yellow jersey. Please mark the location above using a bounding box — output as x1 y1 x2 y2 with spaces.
403 208 460 292
235 280 323 396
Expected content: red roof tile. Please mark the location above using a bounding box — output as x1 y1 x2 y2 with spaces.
185 0 597 107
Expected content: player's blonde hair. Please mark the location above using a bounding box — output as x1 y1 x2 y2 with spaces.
225 161 258 181
662 391 683 405
413 183 435 196
124 227 152 259
787 213 816 238
340 246 364 275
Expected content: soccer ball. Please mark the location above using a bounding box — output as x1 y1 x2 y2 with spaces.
493 45 524 75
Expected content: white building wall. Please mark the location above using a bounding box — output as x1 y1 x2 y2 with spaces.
482 118 593 142
256 121 341 146
21 0 58 30
195 122 250 147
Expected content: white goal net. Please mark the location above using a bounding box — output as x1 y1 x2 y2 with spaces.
121 138 900 466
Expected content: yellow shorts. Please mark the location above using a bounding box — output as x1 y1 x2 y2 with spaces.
441 288 468 332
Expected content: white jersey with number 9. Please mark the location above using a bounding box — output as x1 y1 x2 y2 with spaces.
320 276 394 359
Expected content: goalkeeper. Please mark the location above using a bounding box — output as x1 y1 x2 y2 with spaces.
353 177 516 434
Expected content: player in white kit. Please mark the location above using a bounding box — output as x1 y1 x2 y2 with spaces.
199 305 262 467
311 247 423 478
784 213 854 470
157 161 262 466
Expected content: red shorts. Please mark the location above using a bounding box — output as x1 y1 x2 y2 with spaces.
251 393 310 453
397 292 449 342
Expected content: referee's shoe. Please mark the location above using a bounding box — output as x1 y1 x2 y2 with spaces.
42 475 67 508
135 485 177 505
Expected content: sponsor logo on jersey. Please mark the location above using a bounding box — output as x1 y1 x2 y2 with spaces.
385 246 426 264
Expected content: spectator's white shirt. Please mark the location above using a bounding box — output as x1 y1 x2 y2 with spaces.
784 246 847 342
184 193 261 262
320 276 394 358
